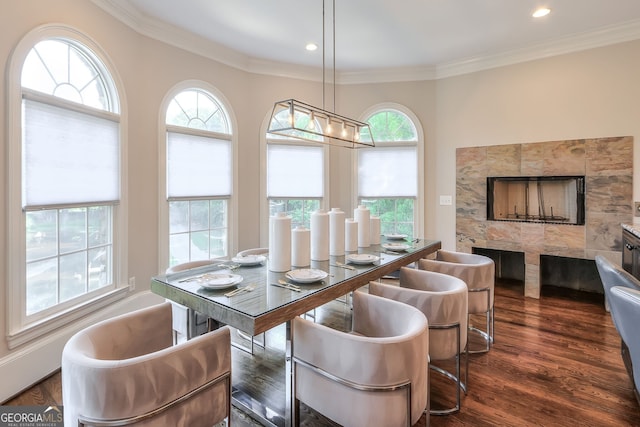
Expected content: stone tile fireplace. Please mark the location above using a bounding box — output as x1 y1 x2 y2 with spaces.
456 136 633 298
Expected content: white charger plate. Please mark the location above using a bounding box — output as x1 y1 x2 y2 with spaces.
382 243 411 251
231 254 266 266
285 268 328 284
346 254 380 265
197 273 243 289
384 233 408 240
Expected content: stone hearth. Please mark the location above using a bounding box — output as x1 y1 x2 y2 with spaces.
456 136 633 298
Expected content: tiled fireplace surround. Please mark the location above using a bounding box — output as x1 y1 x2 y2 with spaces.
456 136 633 298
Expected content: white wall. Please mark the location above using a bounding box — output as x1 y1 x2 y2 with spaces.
2 0 639 400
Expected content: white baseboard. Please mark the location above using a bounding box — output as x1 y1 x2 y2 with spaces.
0 291 165 403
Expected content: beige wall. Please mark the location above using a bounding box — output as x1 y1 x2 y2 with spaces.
1 0 640 396
434 41 640 249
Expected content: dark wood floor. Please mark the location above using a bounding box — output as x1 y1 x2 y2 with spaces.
4 280 639 426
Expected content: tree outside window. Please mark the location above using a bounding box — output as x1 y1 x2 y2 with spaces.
358 109 419 236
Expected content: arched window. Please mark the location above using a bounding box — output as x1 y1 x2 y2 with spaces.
7 27 125 345
165 88 233 266
357 107 423 236
265 109 326 229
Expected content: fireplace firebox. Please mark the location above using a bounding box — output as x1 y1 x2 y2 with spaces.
487 176 585 225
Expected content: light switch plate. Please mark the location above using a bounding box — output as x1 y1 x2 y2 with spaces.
635 202 640 217
440 195 453 206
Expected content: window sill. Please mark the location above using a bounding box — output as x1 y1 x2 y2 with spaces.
6 287 130 350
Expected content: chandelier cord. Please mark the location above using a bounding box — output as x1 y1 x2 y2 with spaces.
266 0 374 148
322 0 325 110
333 0 336 113
321 0 337 113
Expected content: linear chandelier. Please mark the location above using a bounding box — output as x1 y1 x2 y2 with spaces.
266 0 375 149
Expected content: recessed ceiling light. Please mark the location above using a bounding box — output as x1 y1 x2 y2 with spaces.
532 7 551 18
305 43 318 51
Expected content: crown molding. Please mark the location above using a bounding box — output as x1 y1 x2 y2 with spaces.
91 0 251 70
91 0 640 84
338 66 438 85
434 18 640 79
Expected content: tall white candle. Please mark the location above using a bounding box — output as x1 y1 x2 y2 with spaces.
310 209 329 261
354 205 371 247
329 207 346 256
269 212 291 272
291 226 310 267
345 218 358 252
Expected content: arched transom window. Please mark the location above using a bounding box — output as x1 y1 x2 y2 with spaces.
358 108 419 236
18 37 121 325
165 89 232 266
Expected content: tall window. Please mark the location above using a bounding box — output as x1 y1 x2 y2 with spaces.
8 32 124 343
266 110 325 229
166 89 232 267
357 107 422 236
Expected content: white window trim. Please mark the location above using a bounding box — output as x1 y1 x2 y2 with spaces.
157 81 239 273
259 113 330 246
352 103 425 237
6 24 129 349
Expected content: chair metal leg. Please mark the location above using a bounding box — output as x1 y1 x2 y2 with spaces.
425 361 431 425
490 305 495 343
464 341 469 394
468 313 491 353
303 309 316 321
234 329 266 355
468 288 493 354
429 323 465 415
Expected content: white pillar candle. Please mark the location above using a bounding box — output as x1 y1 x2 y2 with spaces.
345 218 358 252
354 205 371 247
329 207 346 256
310 209 329 261
269 212 291 272
291 226 310 267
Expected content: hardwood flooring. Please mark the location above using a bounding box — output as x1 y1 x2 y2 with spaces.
4 280 639 426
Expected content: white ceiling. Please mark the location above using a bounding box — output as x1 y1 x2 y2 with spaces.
92 0 640 82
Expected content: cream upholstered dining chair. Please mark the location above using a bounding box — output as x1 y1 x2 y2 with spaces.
420 250 494 353
236 247 269 257
608 286 640 405
61 302 232 427
369 267 468 415
166 259 219 342
167 258 266 354
292 290 429 427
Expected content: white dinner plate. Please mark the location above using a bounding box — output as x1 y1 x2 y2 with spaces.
285 268 328 284
232 254 267 266
346 254 380 265
197 273 243 290
382 243 411 252
384 233 408 240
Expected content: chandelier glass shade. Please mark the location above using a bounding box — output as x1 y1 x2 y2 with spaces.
267 99 374 148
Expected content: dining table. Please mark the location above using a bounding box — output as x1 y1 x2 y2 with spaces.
151 237 441 427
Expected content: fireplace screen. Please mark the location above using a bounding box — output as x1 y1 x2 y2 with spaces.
487 176 585 225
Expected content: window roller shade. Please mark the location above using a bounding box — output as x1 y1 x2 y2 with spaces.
267 144 323 198
23 98 119 207
167 131 231 198
358 146 417 197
